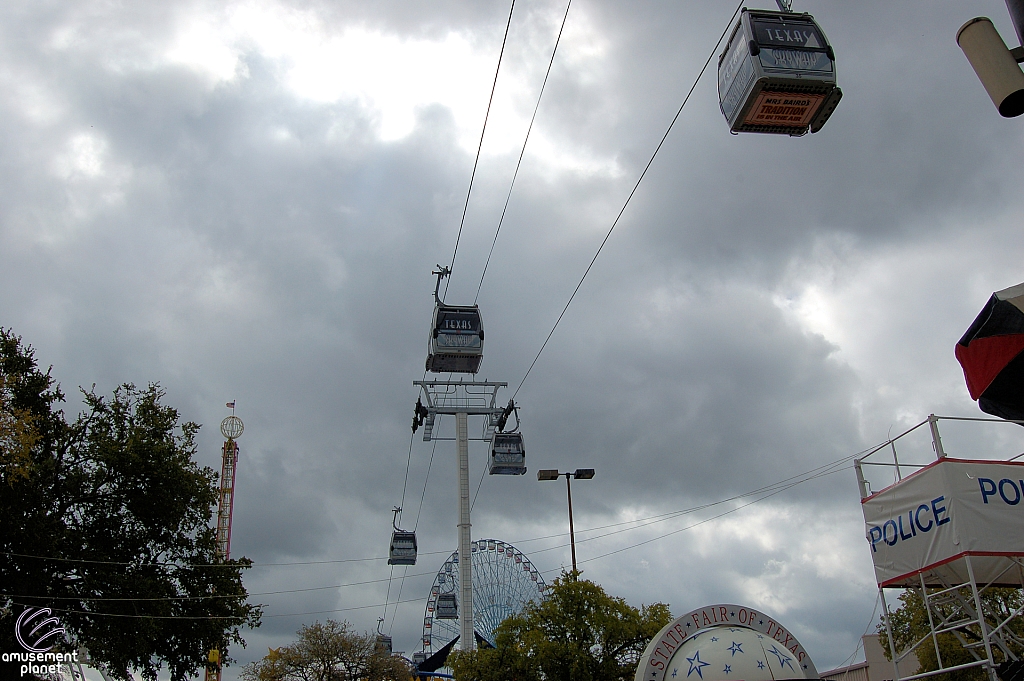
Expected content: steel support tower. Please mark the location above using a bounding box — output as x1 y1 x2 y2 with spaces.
414 380 507 652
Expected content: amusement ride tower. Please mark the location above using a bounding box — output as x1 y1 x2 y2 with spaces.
205 405 243 681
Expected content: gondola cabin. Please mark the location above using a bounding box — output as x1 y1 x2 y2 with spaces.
436 593 458 619
718 9 842 135
426 304 484 374
376 634 393 655
388 530 417 566
489 432 526 475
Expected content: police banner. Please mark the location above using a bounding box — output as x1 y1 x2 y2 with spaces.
862 458 1024 587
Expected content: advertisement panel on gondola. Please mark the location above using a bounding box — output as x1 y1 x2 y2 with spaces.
743 91 826 127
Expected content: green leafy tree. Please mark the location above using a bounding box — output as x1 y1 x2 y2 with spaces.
0 329 261 681
241 619 412 681
449 571 672 681
879 587 1024 681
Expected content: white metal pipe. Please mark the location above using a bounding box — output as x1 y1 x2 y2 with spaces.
880 587 902 681
920 573 944 670
965 556 998 681
928 415 946 459
854 459 869 499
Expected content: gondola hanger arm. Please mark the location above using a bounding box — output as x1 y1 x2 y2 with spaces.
392 506 404 531
432 265 451 304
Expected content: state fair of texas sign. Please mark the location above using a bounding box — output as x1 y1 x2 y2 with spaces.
635 604 818 681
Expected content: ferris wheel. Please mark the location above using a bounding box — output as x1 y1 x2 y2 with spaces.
421 539 546 652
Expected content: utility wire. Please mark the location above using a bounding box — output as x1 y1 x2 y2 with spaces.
519 462 855 559
512 1 744 400
9 596 425 621
2 447 875 615
577 463 854 564
0 441 877 573
831 593 882 677
6 461 859 605
474 0 572 304
444 0 517 302
0 570 440 602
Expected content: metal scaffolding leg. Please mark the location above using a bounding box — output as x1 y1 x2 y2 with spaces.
881 586 903 681
966 556 999 681
456 412 474 651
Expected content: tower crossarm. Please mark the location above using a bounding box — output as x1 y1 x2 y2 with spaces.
413 380 507 441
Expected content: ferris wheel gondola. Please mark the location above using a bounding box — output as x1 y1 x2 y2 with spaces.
426 266 484 374
718 7 842 135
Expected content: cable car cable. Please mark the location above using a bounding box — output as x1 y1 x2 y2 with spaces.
511 1 744 401
413 438 439 532
470 450 488 512
381 563 395 624
443 0 516 302
473 0 572 305
387 564 409 635
399 429 415 520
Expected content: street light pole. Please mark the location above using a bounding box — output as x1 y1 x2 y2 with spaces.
565 473 577 573
538 468 594 578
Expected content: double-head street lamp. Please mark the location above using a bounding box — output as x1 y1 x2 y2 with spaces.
537 468 595 575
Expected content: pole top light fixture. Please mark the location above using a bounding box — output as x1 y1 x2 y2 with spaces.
537 469 560 481
573 468 595 480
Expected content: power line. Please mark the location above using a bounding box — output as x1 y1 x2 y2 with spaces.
0 549 447 569
0 441 875 573
1 570 440 603
8 596 425 621
577 464 855 564
2 446 875 615
511 1 744 400
474 0 573 305
444 0 517 302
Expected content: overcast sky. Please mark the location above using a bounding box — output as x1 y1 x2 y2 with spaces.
4 1 1024 678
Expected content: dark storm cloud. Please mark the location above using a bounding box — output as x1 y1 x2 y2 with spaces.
3 0 1024 678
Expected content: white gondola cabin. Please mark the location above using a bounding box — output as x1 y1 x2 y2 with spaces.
489 432 526 475
718 8 842 135
389 530 417 566
376 618 392 654
426 303 484 374
436 593 458 619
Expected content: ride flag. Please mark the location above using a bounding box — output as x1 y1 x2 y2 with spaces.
862 457 1024 587
956 282 1024 422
